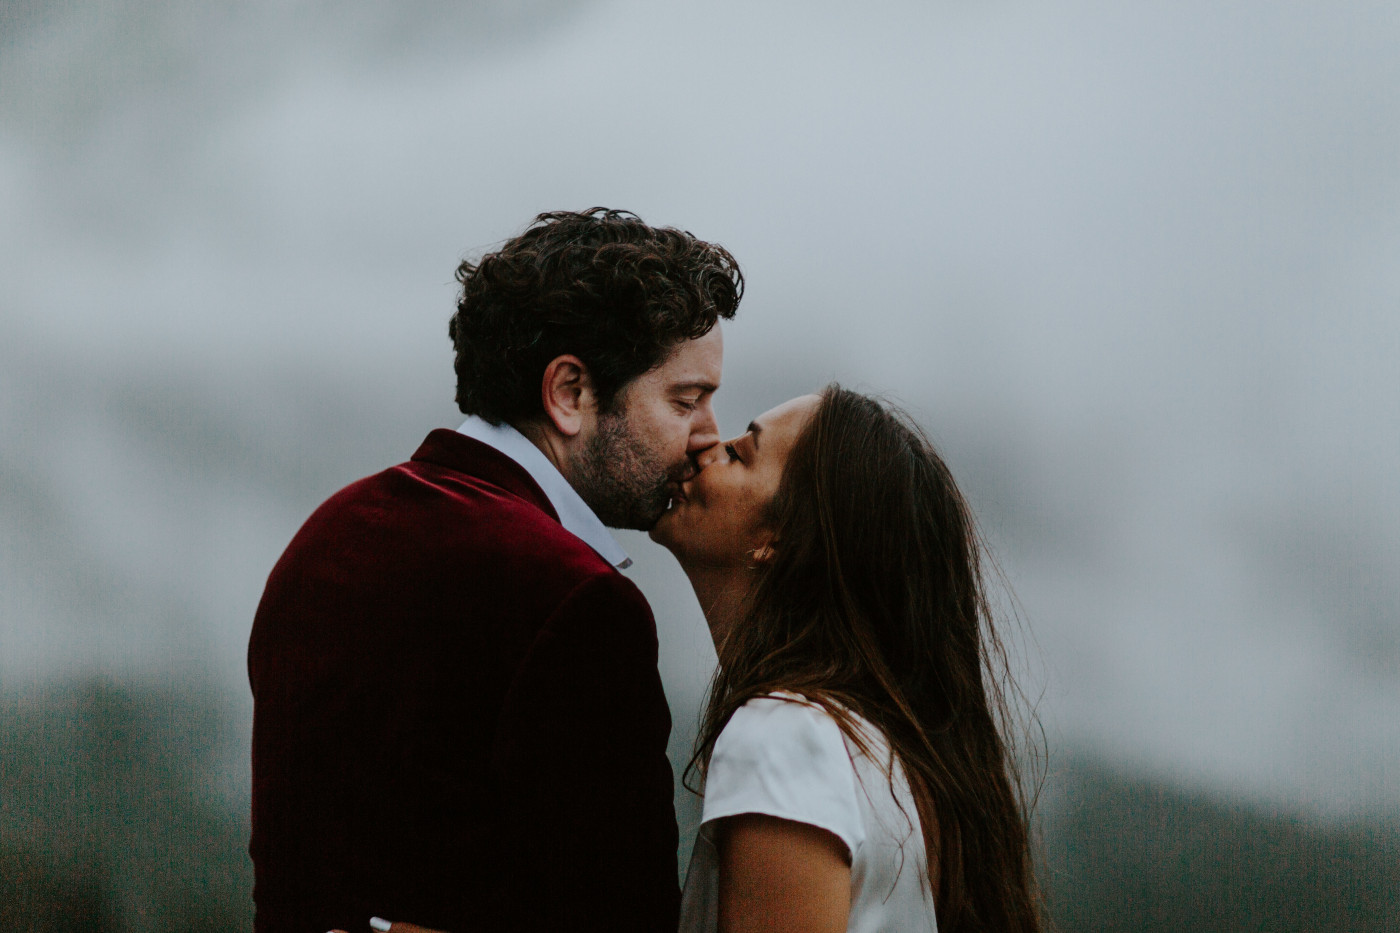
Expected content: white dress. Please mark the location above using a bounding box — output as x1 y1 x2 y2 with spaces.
678 694 938 933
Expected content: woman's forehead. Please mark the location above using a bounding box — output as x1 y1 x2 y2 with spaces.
753 394 821 433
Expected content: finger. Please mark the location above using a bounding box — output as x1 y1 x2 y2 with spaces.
370 920 446 933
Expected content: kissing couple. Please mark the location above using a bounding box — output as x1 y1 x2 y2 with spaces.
249 209 1041 933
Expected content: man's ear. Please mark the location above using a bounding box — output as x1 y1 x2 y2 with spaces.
540 354 597 437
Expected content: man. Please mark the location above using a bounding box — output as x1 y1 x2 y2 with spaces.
247 208 742 932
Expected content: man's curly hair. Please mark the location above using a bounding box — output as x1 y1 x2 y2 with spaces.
449 208 744 425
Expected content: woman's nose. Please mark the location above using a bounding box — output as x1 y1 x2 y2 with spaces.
694 440 727 469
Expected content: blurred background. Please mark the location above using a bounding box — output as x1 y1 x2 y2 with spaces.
2 0 1397 929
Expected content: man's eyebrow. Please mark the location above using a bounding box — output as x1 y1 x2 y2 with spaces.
747 421 762 449
673 381 718 394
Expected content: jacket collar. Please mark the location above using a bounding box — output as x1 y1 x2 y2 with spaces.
412 417 632 570
410 428 555 514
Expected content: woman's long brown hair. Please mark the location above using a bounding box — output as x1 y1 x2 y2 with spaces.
692 385 1043 933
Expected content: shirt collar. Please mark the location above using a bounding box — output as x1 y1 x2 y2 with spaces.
456 415 632 570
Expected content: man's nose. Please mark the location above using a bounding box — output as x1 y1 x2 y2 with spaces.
686 405 721 453
693 440 726 471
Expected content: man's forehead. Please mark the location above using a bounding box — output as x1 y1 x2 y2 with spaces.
654 327 723 385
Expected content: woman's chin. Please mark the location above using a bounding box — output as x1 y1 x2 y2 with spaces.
648 502 687 551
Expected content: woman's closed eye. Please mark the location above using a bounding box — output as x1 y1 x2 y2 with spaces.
725 443 743 463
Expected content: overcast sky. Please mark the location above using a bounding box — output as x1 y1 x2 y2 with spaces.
2 0 1397 820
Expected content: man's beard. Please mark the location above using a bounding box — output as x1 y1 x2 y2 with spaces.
572 409 682 531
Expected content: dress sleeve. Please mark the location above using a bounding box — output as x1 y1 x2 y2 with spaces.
701 695 866 858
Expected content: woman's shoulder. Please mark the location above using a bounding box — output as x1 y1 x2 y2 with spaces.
730 690 832 722
719 692 857 759
704 692 868 855
725 692 888 759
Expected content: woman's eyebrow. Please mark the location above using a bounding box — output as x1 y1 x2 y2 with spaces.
747 422 762 449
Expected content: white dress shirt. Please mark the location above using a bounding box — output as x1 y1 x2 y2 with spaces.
456 415 632 569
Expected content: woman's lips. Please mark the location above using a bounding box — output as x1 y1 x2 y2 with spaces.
666 482 690 511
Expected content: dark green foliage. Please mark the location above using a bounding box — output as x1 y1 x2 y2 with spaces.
1038 756 1400 932
0 680 251 933
0 847 106 933
3 681 1397 932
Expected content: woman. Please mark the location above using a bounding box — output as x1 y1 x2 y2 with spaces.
652 386 1041 933
352 385 1041 933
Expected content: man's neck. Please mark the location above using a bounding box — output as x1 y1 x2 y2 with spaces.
515 418 572 480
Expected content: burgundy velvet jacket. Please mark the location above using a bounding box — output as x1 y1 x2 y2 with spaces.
248 429 679 932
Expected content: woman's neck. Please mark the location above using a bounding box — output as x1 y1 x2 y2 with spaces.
679 562 753 652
